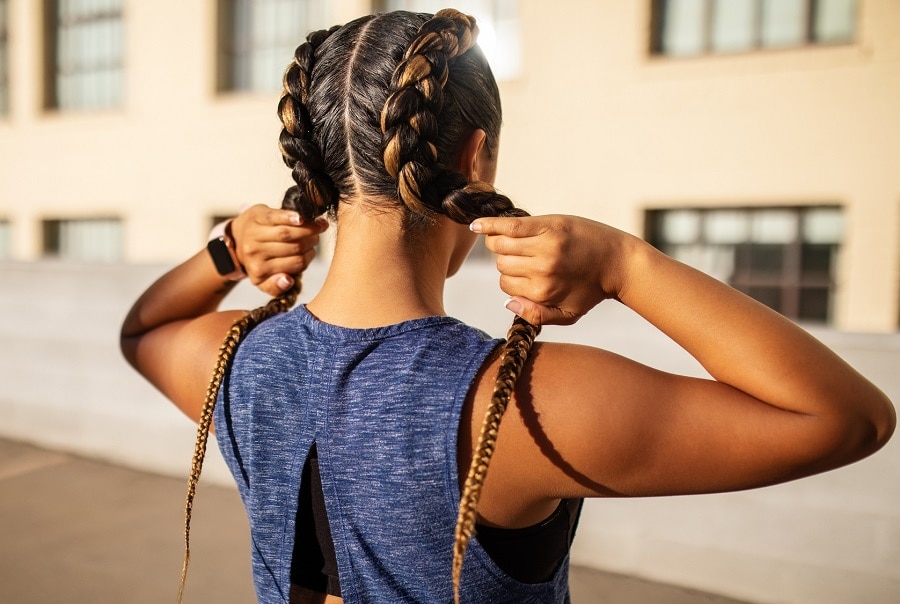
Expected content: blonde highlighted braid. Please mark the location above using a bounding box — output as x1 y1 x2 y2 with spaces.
380 10 541 602
176 26 339 603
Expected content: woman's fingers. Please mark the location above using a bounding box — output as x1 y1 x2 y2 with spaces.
244 246 318 285
477 214 614 320
229 204 328 293
245 204 302 228
503 296 584 326
471 216 548 239
256 274 295 297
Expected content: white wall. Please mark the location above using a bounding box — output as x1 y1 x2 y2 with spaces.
0 260 897 603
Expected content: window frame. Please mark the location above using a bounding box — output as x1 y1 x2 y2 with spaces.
43 0 125 111
649 0 858 57
41 216 123 262
215 0 331 95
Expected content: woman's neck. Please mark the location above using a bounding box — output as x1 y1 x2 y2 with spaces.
306 204 457 328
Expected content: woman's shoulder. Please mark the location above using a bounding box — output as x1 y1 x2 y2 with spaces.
475 340 627 390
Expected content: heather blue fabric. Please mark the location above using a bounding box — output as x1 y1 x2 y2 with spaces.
214 305 573 603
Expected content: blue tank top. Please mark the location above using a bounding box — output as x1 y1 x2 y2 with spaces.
214 305 572 603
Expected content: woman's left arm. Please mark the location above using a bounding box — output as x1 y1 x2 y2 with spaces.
120 205 326 421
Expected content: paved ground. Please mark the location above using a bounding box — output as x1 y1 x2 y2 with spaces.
0 438 749 603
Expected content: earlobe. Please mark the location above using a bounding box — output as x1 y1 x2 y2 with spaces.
457 129 488 181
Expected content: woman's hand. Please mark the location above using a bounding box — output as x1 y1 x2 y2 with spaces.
471 215 640 326
230 204 329 296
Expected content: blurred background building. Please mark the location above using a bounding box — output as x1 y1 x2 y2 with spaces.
1 1 898 603
1 0 898 331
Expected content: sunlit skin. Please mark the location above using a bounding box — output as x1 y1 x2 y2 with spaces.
122 125 894 603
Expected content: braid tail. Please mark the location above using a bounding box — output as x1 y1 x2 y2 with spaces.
452 316 540 603
177 285 300 603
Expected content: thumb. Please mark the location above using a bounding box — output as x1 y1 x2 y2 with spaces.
257 273 295 297
504 297 583 327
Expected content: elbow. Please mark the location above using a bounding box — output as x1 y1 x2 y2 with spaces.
869 390 897 452
820 390 896 468
858 386 896 456
119 313 141 370
119 333 138 370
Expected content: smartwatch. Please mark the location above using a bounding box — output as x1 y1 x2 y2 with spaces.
207 236 240 276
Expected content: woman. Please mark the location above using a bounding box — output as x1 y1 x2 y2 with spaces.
121 9 894 604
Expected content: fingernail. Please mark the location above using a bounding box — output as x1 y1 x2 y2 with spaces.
277 275 293 290
504 298 523 315
469 221 482 233
289 213 301 225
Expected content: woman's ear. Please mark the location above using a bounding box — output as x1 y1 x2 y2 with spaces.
455 129 488 182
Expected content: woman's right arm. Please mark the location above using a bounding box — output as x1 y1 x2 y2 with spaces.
470 215 895 501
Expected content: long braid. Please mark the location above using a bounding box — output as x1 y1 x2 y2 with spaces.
453 317 539 600
380 10 541 602
176 26 338 603
177 292 298 602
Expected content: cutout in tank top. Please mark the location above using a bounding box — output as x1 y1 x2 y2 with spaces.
290 444 583 596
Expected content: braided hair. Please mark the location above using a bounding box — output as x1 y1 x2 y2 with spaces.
179 10 538 603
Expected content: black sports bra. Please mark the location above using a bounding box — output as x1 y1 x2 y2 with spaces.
290 444 583 596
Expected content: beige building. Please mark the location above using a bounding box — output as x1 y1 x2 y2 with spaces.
1 0 898 332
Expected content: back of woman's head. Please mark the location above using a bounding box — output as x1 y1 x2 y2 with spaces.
278 10 516 226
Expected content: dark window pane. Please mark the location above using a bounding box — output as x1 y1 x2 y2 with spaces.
799 287 830 322
733 242 752 274
801 243 834 277
748 243 785 274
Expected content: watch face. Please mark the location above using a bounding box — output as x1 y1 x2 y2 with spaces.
207 237 237 275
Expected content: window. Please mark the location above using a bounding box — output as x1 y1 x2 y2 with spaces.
0 219 11 259
651 0 857 57
646 206 844 322
42 217 122 262
217 0 331 93
0 0 9 115
373 0 522 80
44 0 124 111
